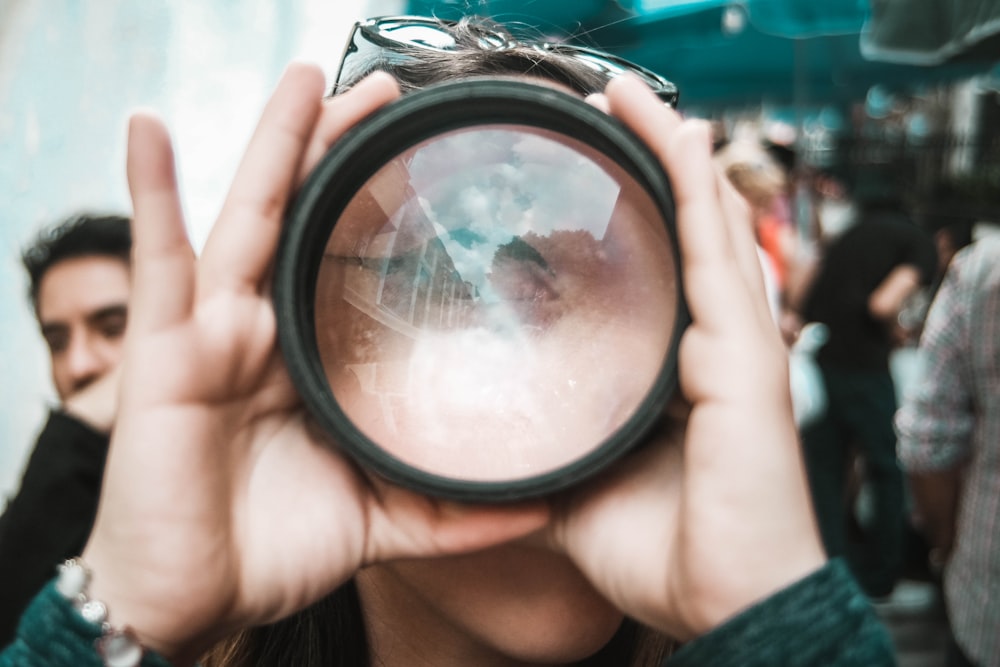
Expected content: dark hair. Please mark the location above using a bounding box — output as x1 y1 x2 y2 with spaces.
204 582 370 666
205 16 675 667
21 213 132 309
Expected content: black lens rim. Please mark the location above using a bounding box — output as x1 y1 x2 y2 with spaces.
274 78 689 502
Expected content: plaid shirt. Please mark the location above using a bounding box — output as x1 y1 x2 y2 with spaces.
896 236 1000 667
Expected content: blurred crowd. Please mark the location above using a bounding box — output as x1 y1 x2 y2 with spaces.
712 121 999 667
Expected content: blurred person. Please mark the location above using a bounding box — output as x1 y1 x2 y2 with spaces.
894 215 975 345
0 214 131 645
0 17 895 667
929 217 975 281
799 191 937 598
922 182 977 272
926 216 976 299
715 141 830 430
714 139 796 321
896 235 1000 667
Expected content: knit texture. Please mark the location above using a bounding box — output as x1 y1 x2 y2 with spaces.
0 581 172 667
667 559 897 666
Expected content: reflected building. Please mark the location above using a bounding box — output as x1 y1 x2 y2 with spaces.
340 201 480 340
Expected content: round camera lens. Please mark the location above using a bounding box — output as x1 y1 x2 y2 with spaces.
275 79 687 501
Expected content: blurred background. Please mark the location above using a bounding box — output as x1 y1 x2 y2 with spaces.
1 2 998 661
5 0 998 494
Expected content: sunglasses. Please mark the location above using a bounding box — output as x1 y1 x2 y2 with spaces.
334 15 680 107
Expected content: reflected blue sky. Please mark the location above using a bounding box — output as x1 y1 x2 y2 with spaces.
0 0 398 497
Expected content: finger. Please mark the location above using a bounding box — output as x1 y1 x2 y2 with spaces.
416 500 552 556
604 77 751 330
604 74 682 150
666 121 758 332
714 169 776 328
199 62 326 296
365 485 551 564
126 112 196 334
297 72 402 184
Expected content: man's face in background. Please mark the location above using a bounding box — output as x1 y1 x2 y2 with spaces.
35 255 129 401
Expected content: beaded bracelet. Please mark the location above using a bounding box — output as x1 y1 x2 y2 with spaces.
55 558 146 667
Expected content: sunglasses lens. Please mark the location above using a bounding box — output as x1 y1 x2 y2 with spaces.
542 45 677 105
371 17 511 51
373 19 459 50
341 18 676 105
566 50 629 78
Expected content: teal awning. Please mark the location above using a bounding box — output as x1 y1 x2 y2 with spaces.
404 0 995 108
861 0 1000 65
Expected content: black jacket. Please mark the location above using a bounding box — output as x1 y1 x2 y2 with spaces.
0 411 108 646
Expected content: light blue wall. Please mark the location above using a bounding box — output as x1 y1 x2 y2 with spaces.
0 0 372 500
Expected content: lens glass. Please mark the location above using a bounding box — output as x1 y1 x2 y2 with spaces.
314 123 677 482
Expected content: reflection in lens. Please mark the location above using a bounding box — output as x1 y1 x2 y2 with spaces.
314 124 677 482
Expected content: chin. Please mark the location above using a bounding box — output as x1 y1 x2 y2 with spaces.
359 543 625 664
500 615 625 664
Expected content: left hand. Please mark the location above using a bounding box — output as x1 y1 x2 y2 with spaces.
548 75 826 641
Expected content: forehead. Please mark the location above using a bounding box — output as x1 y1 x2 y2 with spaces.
37 255 130 322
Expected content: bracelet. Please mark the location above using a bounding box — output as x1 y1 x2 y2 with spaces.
56 558 145 667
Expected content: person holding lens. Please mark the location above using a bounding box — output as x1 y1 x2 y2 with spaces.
0 16 894 667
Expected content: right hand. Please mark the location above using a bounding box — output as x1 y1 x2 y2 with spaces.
81 65 549 667
547 76 826 641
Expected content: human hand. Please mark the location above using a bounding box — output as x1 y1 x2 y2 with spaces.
549 75 826 641
61 364 122 433
81 64 549 666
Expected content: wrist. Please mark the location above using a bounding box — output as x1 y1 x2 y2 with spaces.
80 545 202 667
678 549 827 639
56 558 182 667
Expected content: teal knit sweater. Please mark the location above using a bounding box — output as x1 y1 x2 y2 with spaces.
0 559 894 666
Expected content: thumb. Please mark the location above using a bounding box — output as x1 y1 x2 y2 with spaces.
364 485 552 565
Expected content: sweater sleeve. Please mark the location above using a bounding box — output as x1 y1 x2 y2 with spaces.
0 582 172 667
665 559 896 667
